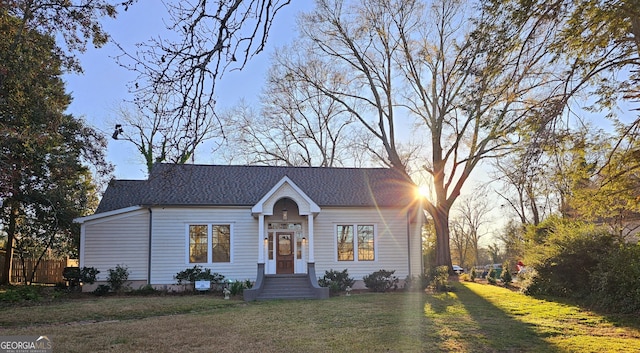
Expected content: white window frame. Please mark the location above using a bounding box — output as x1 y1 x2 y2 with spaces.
185 223 234 264
335 223 377 262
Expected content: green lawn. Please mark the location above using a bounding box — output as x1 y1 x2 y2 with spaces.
1 282 638 352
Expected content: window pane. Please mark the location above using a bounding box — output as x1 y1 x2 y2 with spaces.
189 225 208 263
337 225 354 261
212 225 231 262
358 225 375 261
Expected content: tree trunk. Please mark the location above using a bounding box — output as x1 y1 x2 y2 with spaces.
433 205 453 270
1 202 17 285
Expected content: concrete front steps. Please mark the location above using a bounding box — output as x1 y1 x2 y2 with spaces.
256 274 319 300
243 263 329 301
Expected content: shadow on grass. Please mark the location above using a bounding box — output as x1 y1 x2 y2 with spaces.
528 292 640 332
423 284 562 353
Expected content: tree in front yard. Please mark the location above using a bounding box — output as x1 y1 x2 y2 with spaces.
0 11 108 284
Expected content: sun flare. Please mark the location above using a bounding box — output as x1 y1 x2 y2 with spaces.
417 185 430 199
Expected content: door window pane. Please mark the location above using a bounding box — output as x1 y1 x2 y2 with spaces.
278 234 292 256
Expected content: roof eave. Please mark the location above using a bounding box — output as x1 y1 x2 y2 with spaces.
73 206 144 224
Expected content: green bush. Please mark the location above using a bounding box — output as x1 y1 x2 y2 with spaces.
363 269 398 292
174 265 225 285
228 280 253 296
470 267 477 281
319 269 355 293
519 217 640 315
107 264 130 293
501 261 513 286
430 266 451 291
487 268 498 285
80 267 100 284
0 285 42 303
130 284 161 296
93 284 110 296
403 274 429 291
522 218 614 298
589 243 640 314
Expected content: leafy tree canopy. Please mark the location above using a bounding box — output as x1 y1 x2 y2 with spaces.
1 9 108 283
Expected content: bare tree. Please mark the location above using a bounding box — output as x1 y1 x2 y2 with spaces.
115 1 292 147
492 143 555 226
449 218 471 267
111 95 222 175
283 0 564 269
218 46 361 167
496 219 525 268
453 191 492 266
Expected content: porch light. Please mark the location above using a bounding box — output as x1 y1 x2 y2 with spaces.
282 208 288 221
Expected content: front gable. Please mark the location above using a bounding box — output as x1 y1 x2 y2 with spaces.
251 176 321 216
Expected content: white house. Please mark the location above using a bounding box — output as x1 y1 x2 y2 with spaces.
74 163 424 300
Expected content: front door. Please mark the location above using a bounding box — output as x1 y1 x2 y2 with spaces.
276 232 294 274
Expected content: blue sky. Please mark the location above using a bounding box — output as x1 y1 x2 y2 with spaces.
62 1 628 187
63 2 312 180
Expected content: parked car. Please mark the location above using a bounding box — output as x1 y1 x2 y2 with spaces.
452 265 464 274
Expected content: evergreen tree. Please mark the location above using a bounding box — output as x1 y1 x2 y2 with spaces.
0 10 107 284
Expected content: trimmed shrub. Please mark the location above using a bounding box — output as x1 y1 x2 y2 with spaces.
228 280 253 296
363 269 398 292
470 267 477 282
80 267 100 284
174 265 225 285
319 269 355 294
107 265 130 293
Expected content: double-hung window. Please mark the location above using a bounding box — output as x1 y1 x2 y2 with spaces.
336 224 375 261
188 224 232 263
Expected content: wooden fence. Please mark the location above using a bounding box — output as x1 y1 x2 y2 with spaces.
2 257 77 284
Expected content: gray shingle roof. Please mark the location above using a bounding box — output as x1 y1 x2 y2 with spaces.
95 163 417 214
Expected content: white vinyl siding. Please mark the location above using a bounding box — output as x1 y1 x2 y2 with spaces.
313 207 412 281
150 207 257 284
81 205 420 287
81 209 149 281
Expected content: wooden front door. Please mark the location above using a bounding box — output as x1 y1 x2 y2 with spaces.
276 232 294 274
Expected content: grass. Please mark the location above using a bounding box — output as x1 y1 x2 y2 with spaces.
1 282 638 352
